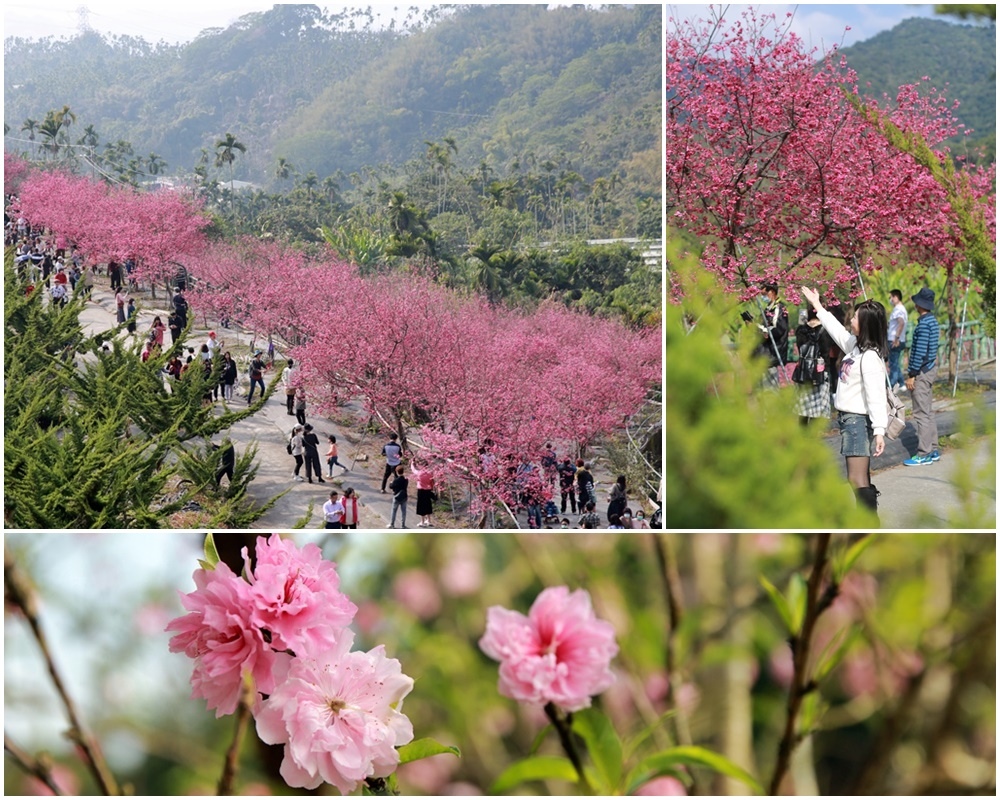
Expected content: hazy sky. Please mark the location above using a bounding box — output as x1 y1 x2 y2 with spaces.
668 4 943 50
4 3 952 47
3 1 435 44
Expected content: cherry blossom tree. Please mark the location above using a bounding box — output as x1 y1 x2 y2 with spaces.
665 8 993 303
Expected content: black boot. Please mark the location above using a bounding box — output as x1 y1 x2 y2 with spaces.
855 484 880 525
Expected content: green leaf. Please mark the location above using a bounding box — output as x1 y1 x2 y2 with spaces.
813 626 861 684
622 710 675 762
759 574 794 633
834 535 876 582
201 532 220 570
490 755 580 794
397 738 460 765
786 573 807 635
529 723 554 755
626 746 763 796
572 707 623 792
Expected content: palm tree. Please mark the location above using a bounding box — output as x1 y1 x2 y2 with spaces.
53 105 76 132
38 115 63 160
299 171 318 200
274 156 295 184
147 153 167 177
321 175 341 206
21 118 39 157
215 133 247 215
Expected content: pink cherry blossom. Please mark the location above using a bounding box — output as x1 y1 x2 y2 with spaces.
392 568 442 621
254 632 415 793
165 561 280 717
243 534 357 655
479 586 618 712
633 776 688 796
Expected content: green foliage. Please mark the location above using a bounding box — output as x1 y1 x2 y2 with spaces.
934 4 997 22
3 253 280 528
664 249 875 529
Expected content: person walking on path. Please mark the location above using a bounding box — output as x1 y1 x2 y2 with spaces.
281 359 297 415
904 288 941 467
575 460 596 514
557 456 577 514
381 433 403 493
326 435 346 478
289 425 305 481
802 286 888 519
115 287 128 324
301 424 326 484
295 392 307 426
322 490 345 529
341 487 360 529
607 475 628 523
247 350 267 403
389 465 409 528
220 352 238 401
887 289 908 392
125 298 138 335
412 460 436 527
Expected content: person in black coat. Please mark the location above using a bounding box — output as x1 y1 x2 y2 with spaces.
301 424 326 484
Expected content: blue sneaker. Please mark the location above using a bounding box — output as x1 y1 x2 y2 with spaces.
903 454 934 466
930 450 940 462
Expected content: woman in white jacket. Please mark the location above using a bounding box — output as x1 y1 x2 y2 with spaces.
801 287 888 518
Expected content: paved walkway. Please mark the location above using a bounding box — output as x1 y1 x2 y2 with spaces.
821 374 996 529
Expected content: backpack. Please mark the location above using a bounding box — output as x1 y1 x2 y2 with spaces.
792 328 825 385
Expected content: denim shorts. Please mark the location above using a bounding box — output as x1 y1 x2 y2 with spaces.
838 411 874 457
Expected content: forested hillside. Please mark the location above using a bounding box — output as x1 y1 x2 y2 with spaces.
4 4 661 190
839 17 995 158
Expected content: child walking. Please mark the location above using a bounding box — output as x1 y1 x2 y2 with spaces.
326 434 347 477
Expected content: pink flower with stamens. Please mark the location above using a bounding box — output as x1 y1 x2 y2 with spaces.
255 632 414 792
479 586 618 711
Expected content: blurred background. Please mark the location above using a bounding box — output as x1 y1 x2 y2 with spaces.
4 532 995 795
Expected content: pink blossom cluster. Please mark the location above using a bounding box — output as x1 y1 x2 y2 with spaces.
665 8 995 300
166 535 414 792
479 586 619 712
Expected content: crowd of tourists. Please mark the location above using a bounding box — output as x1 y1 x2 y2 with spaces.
6 210 663 531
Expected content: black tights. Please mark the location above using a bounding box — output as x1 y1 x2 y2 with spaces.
845 456 871 489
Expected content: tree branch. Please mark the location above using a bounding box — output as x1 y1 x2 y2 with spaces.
5 732 65 795
768 533 834 795
216 677 254 795
4 545 120 795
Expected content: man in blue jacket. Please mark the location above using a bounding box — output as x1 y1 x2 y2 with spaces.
903 288 940 466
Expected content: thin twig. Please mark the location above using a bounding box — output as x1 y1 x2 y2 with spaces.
4 545 120 795
543 703 592 792
5 732 65 795
652 533 702 795
768 533 834 795
216 678 254 795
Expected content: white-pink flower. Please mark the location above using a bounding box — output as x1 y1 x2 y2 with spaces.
165 561 279 717
255 632 415 792
479 586 618 712
244 534 357 655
